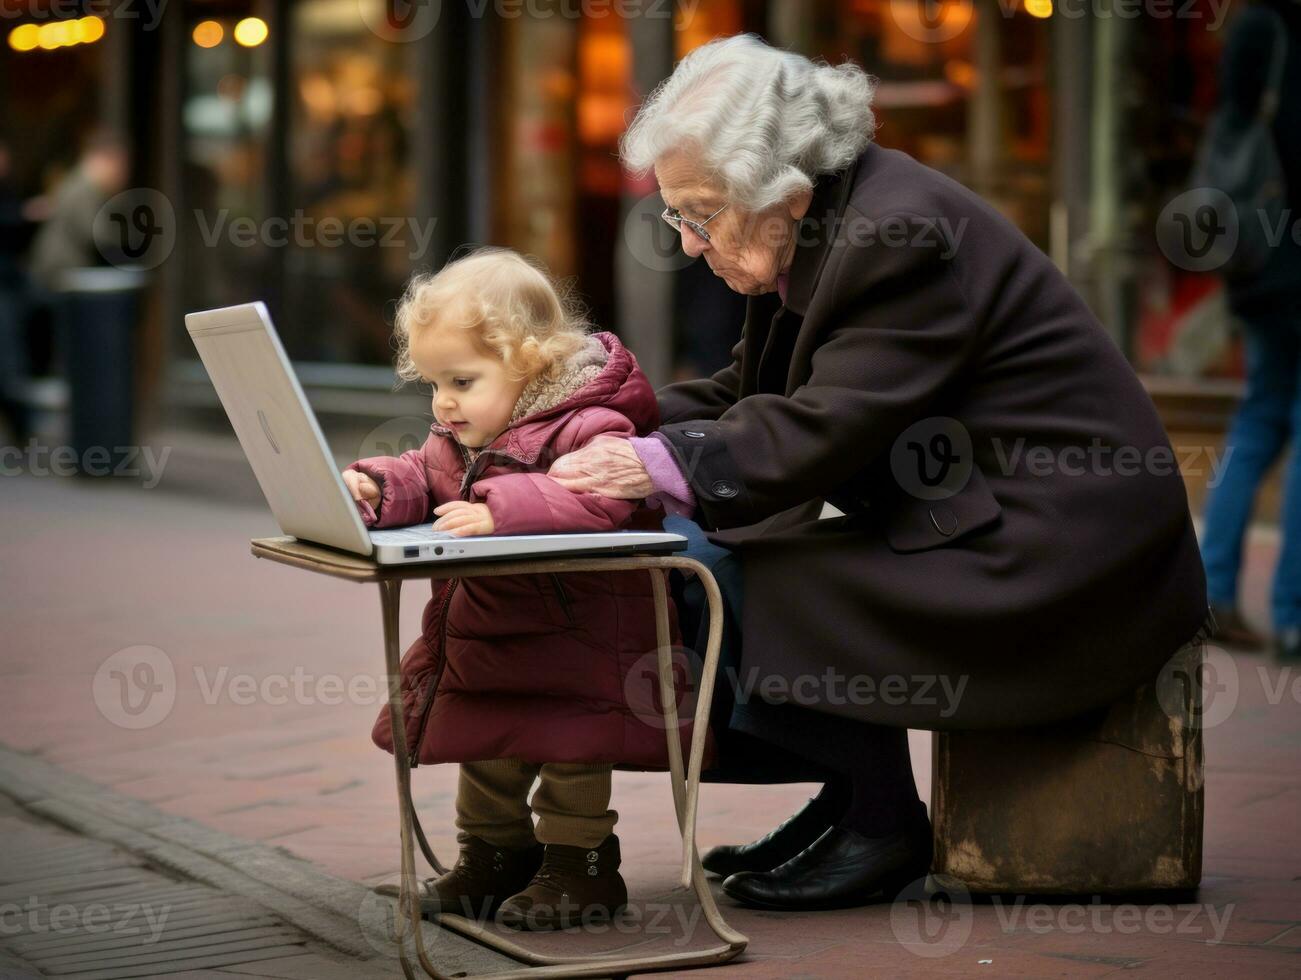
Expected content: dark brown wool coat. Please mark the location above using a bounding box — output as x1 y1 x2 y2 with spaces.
655 143 1209 731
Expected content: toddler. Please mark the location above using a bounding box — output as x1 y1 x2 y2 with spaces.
345 248 686 930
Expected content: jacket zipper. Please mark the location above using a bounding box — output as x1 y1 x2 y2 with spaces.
456 441 537 499
410 442 500 765
409 440 543 764
408 578 459 768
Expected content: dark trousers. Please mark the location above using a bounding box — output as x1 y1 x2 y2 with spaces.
665 516 922 821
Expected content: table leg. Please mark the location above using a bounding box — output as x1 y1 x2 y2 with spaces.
650 566 748 951
378 578 447 980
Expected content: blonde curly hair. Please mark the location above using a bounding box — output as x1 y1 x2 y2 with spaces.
393 248 591 385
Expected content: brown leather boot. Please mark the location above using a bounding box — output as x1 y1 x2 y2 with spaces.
496 834 628 931
373 835 543 919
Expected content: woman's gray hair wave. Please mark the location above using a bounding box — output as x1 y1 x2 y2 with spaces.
619 34 877 213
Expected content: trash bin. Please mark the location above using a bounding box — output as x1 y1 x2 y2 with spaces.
54 266 147 475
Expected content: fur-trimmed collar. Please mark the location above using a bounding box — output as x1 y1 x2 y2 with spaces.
509 333 608 424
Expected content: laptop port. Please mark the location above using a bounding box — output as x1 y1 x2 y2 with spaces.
404 546 420 558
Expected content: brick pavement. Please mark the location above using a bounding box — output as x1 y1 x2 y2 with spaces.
0 471 1296 977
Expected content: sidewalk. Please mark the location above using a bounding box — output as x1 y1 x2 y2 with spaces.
0 469 1297 977
0 745 514 978
0 791 402 979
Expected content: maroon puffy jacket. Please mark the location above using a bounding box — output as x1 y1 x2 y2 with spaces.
348 332 709 769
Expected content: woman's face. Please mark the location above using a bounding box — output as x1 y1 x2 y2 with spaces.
654 151 812 296
411 323 529 450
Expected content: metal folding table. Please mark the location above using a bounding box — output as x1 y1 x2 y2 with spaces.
251 536 748 979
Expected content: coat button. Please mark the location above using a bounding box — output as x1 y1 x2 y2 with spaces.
711 480 738 498
683 430 706 439
586 850 599 862
929 506 958 536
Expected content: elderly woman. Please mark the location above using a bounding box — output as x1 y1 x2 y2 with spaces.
548 34 1210 912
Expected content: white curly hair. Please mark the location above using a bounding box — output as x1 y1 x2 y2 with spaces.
619 34 877 213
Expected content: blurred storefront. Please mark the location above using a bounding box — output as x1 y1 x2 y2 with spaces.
0 0 1273 511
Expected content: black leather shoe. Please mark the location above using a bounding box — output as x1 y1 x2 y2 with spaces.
701 795 841 878
721 821 933 911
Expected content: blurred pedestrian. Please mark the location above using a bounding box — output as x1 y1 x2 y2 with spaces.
1199 0 1301 660
27 129 128 292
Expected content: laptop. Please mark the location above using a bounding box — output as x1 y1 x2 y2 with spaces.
185 302 688 565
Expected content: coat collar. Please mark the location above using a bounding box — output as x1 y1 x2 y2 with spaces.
781 149 864 316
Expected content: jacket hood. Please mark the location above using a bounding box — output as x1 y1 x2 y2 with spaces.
428 331 659 458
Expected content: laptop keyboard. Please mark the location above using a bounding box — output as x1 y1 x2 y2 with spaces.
369 527 457 545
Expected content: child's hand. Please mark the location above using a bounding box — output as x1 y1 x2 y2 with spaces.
432 500 495 537
343 470 381 509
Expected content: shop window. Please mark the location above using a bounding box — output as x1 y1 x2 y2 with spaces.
769 0 1052 248
281 0 417 364
493 15 579 282
179 1 274 332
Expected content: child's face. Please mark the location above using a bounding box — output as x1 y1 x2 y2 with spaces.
411 323 530 449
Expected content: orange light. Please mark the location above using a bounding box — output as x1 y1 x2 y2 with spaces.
232 17 268 47
192 19 223 48
7 24 39 51
36 20 75 49
78 16 105 43
8 17 102 51
1025 0 1053 17
944 60 976 89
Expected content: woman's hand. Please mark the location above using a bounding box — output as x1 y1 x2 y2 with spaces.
547 435 654 499
342 470 380 509
433 500 495 537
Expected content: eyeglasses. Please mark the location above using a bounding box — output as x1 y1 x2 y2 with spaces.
661 203 728 243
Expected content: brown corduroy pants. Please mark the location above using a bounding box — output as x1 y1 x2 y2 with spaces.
455 759 617 849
